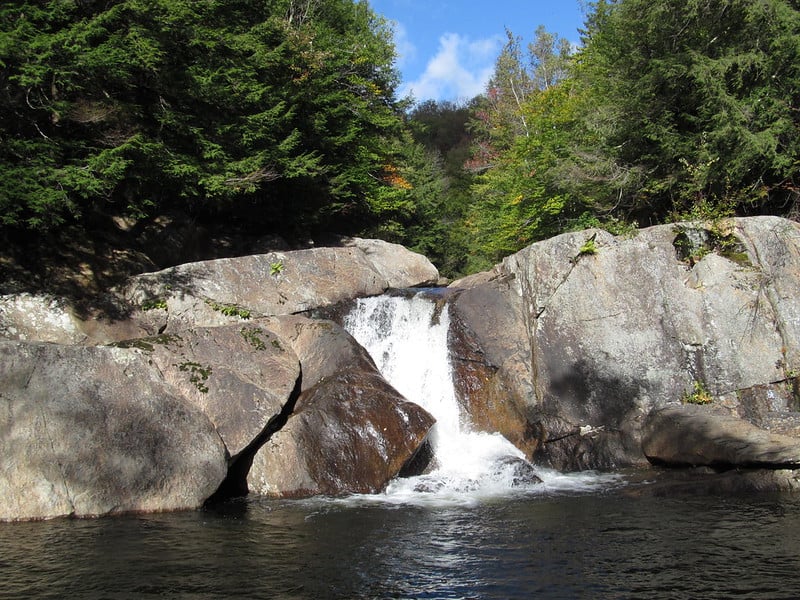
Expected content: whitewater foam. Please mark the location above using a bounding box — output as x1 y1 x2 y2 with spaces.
343 292 621 505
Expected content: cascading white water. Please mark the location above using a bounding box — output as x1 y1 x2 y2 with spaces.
343 292 543 503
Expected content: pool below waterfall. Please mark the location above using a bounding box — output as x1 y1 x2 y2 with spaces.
5 291 800 599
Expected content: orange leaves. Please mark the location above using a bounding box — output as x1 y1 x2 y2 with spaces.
381 164 412 190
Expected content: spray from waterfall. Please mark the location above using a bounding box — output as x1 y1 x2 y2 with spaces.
343 291 543 502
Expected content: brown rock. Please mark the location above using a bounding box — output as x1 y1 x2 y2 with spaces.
247 316 435 497
249 369 435 497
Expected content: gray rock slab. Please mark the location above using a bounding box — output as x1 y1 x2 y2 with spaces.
642 404 800 468
0 341 228 521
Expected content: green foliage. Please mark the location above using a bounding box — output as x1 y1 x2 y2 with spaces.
176 360 212 394
578 235 598 257
467 47 587 264
682 380 713 405
110 333 181 353
205 299 251 319
672 220 751 267
269 260 284 276
457 1 800 272
0 0 407 235
240 326 267 351
5 0 799 281
569 213 639 238
576 0 800 220
141 297 167 311
405 99 478 276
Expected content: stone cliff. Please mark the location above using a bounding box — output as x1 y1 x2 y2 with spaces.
4 217 800 520
448 216 800 489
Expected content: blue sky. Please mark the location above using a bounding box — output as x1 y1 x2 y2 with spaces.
368 0 588 104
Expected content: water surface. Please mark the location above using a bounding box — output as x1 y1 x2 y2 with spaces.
3 483 800 599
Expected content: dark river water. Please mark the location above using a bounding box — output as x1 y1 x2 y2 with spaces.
3 475 800 600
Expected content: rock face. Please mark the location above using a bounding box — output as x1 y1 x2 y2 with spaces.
0 341 228 521
0 241 439 520
449 216 800 471
642 404 800 469
6 217 800 518
341 237 443 288
120 242 439 340
0 314 437 519
132 324 302 458
247 316 435 497
0 293 88 345
0 240 438 346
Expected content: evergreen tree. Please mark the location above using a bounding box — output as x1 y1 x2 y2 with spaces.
578 0 800 220
0 0 407 235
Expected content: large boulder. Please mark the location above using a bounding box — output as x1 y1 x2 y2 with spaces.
121 324 301 458
247 316 435 497
449 217 800 470
0 341 228 521
642 404 800 469
341 237 441 288
260 314 380 388
121 244 438 338
0 241 439 345
249 369 436 497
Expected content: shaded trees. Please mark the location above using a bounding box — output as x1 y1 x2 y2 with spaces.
405 99 476 275
577 0 800 220
0 0 407 237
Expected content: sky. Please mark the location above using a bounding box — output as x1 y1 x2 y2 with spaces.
367 0 588 104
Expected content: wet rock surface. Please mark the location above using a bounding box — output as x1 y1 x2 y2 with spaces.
249 369 435 497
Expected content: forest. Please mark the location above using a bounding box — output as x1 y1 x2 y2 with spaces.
2 0 799 278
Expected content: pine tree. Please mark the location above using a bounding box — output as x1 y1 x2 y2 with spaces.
577 0 800 219
0 0 407 235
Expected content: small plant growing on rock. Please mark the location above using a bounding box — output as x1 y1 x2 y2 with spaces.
672 220 751 267
111 333 181 353
571 233 598 264
270 260 284 276
205 299 251 319
682 380 713 405
141 297 168 311
240 326 267 350
177 361 212 393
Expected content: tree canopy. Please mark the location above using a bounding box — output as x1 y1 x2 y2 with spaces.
578 0 800 220
461 0 800 266
0 0 412 236
2 0 799 280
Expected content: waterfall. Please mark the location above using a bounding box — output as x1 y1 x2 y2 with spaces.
343 291 542 502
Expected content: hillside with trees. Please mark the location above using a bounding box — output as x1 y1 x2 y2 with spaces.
0 0 433 237
460 0 800 266
1 0 799 288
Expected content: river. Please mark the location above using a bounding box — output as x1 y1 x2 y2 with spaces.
2 487 800 599
3 293 800 598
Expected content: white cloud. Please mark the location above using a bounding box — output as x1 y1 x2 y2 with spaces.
401 33 502 103
388 21 416 69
